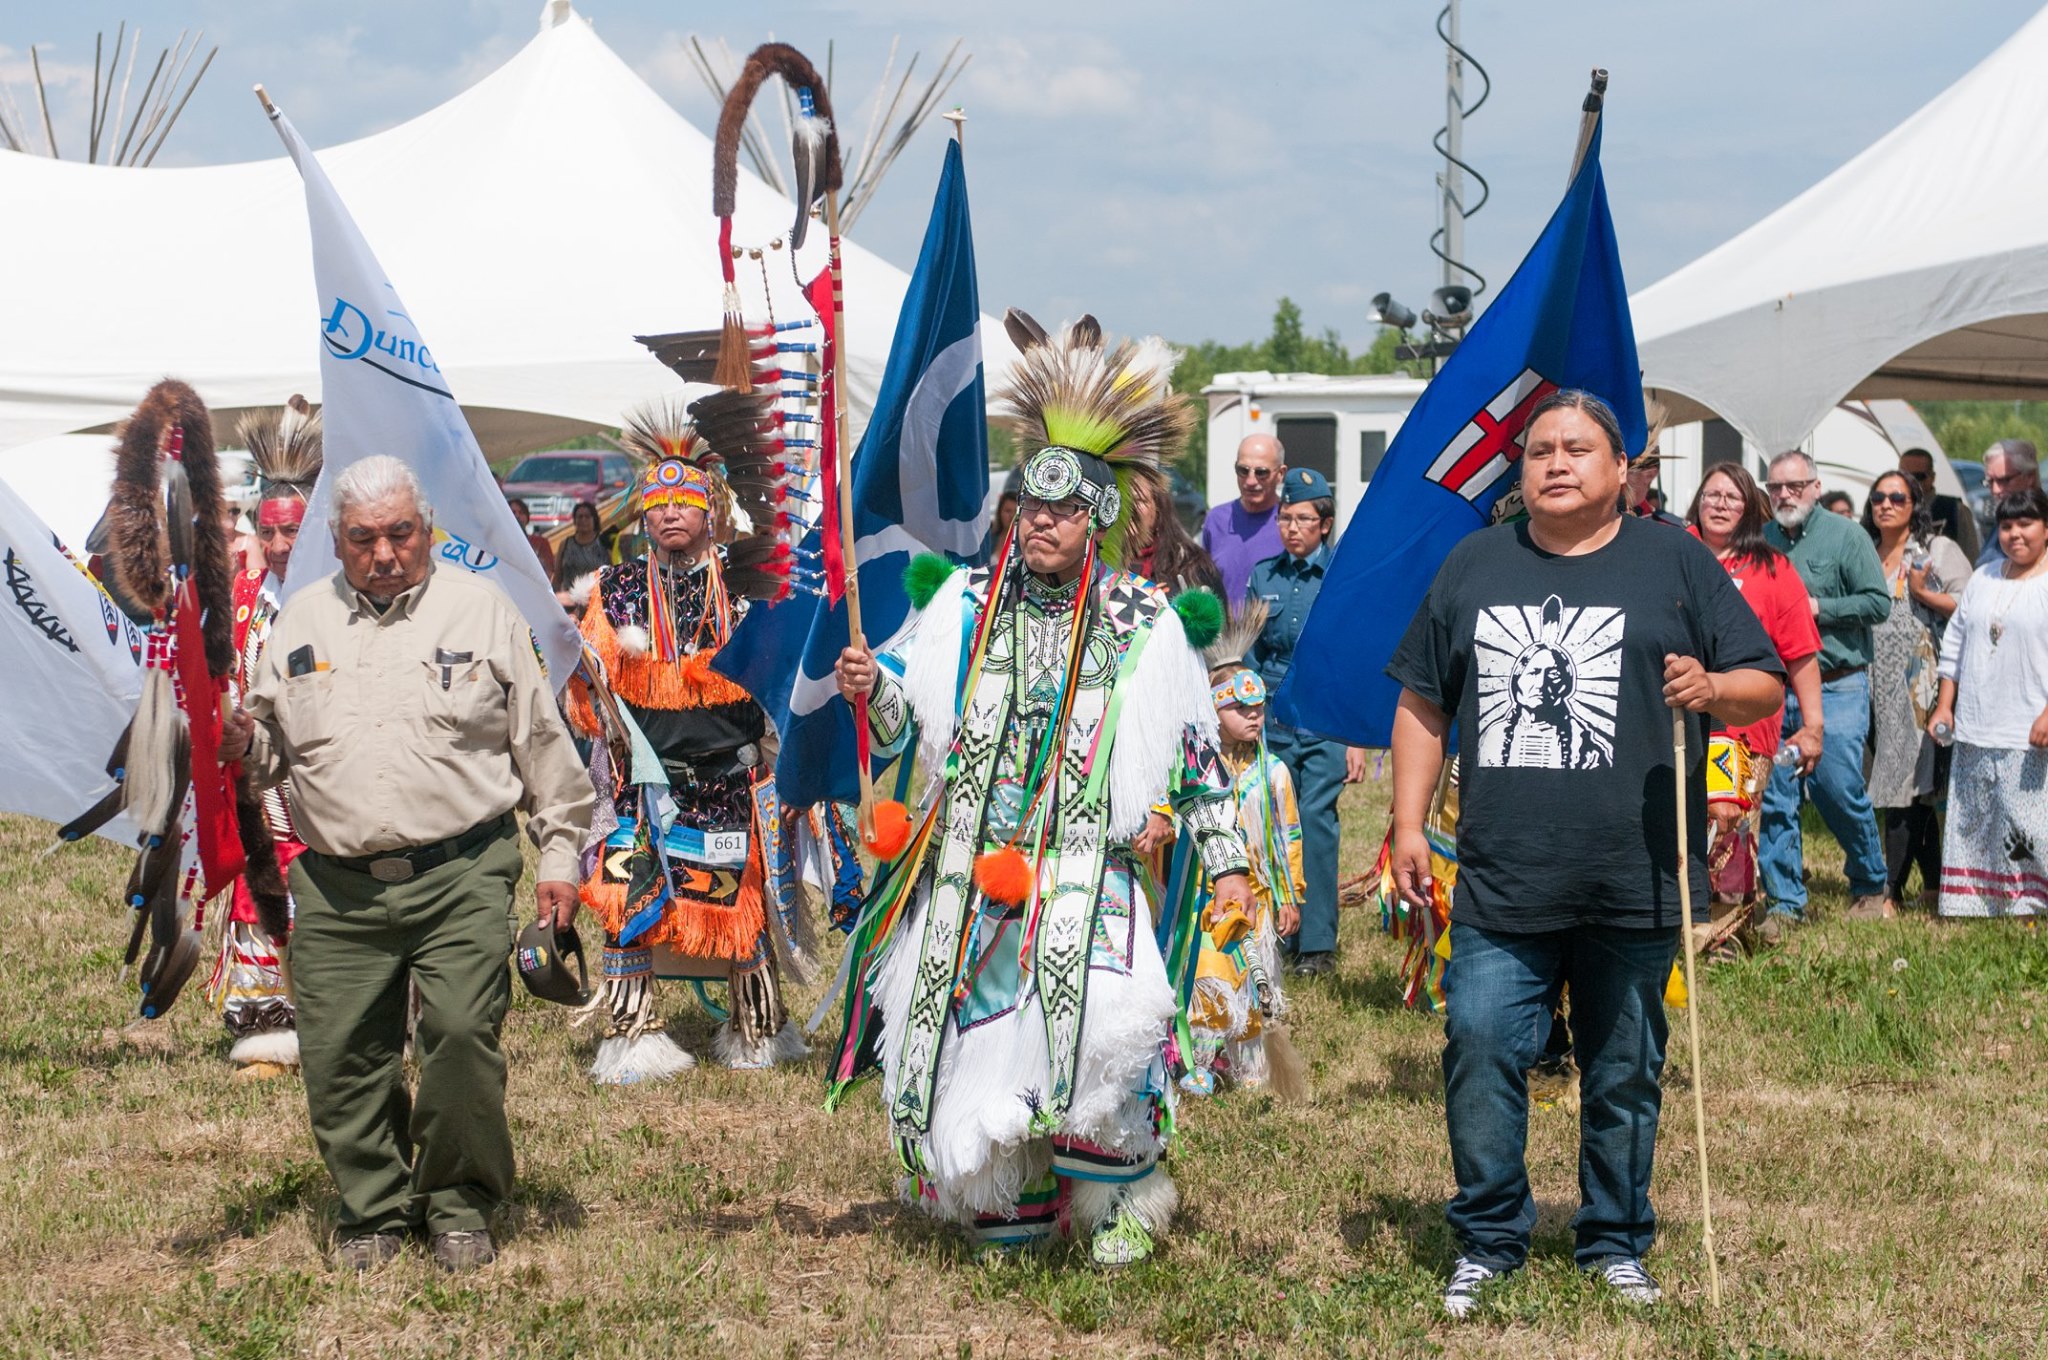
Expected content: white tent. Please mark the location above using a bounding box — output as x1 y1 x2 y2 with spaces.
0 2 1014 472
1633 6 2048 455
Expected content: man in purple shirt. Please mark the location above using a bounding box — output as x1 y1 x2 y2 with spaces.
1202 433 1286 600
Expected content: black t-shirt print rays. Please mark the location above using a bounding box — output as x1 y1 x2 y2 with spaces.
1387 516 1783 933
1474 592 1622 771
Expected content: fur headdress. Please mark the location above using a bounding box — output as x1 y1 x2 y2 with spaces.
238 395 324 504
996 310 1196 564
106 378 235 676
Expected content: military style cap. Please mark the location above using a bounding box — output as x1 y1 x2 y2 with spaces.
1281 468 1332 503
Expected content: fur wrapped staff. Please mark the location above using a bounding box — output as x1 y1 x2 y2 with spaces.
74 378 282 1014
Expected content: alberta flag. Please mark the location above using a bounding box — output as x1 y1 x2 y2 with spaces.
1276 115 1644 746
266 100 580 683
715 140 990 807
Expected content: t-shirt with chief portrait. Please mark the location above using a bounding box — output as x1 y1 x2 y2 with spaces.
1386 515 1782 933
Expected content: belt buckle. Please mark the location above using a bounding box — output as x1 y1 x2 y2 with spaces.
368 856 415 884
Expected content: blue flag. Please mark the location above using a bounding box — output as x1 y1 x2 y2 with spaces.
714 140 989 806
1276 118 1643 746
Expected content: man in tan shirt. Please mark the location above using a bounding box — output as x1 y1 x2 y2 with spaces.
222 454 591 1274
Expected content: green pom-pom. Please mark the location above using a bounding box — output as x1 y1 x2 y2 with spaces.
905 553 958 610
1173 587 1223 648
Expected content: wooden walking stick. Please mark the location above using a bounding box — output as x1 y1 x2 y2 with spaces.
1670 706 1723 1309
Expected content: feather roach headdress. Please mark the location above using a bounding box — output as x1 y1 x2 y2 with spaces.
238 395 324 504
996 310 1196 564
619 391 794 605
1204 596 1270 683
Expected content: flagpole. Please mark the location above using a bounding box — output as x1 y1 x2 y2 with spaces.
942 107 965 158
1671 707 1723 1309
1566 68 1607 182
823 184 876 834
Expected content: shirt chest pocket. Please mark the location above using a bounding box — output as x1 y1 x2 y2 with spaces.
419 658 502 741
278 671 342 757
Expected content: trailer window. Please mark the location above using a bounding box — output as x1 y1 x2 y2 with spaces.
1275 416 1337 485
1359 429 1388 482
1702 419 1743 470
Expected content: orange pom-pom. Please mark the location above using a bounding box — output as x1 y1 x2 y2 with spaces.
973 847 1035 906
864 800 913 860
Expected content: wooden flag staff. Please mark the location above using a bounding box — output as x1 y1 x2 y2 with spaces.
1670 706 1724 1309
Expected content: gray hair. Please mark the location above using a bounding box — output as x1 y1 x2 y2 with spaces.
329 455 433 534
1767 449 1817 478
1986 438 2039 474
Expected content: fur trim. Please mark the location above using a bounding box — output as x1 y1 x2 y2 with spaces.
616 623 651 658
234 777 290 940
1105 600 1218 840
1067 1166 1178 1237
711 44 841 219
590 1031 696 1085
1171 587 1223 649
903 568 973 779
228 1028 300 1068
905 553 959 611
108 379 234 674
711 1018 808 1069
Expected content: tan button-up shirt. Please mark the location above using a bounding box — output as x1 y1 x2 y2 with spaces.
244 563 592 882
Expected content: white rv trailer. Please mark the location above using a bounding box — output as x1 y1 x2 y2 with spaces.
1202 371 1965 533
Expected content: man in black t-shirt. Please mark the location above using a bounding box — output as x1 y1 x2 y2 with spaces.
1387 390 1784 1318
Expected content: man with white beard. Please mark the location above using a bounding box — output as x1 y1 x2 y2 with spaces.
1757 451 1894 937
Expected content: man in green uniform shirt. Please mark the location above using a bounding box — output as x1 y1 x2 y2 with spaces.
1758 451 1895 933
221 455 592 1273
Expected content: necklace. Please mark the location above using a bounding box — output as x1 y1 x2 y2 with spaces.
1988 560 2043 646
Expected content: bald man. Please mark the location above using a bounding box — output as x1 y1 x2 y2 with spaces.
1203 434 1286 601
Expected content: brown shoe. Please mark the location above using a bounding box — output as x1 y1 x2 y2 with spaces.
430 1229 497 1273
1754 912 1797 948
1845 895 1898 921
333 1231 406 1272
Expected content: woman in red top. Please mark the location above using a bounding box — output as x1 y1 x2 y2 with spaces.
1686 463 1824 953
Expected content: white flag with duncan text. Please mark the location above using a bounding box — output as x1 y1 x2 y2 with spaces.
0 476 144 843
266 102 579 682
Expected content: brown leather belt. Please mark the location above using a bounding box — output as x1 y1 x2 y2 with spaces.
1820 665 1866 684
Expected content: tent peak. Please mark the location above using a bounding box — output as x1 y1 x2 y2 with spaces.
539 1 579 32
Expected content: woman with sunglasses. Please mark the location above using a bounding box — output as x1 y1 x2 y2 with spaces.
1927 489 2048 917
1684 463 1823 954
1860 470 1972 912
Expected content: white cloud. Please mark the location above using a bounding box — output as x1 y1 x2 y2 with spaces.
966 36 1138 118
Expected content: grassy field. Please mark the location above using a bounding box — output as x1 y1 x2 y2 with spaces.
2 776 2045 1360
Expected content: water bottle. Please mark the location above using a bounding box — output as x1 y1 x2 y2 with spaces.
1930 720 1955 748
1773 744 1802 770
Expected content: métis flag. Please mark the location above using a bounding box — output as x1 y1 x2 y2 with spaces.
265 99 580 684
715 139 990 807
1276 111 1644 746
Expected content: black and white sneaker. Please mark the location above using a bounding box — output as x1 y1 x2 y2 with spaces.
1588 1255 1661 1304
1442 1256 1508 1318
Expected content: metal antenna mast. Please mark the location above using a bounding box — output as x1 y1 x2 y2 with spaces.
1432 0 1490 303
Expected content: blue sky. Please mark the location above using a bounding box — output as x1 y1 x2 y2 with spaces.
2 0 2040 348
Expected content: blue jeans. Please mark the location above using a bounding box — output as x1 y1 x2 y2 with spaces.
1442 920 1677 1268
1265 724 1344 954
1758 671 1889 914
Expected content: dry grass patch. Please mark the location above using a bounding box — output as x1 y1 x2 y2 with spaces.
1 782 2044 1358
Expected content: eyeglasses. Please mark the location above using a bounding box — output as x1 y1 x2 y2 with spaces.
1988 473 2036 492
1277 513 1326 528
1902 467 1933 484
1869 491 1911 507
1017 495 1089 523
1234 465 1277 480
1762 479 1818 495
1698 492 1745 509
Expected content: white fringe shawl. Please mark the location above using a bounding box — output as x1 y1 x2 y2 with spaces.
898 566 1218 842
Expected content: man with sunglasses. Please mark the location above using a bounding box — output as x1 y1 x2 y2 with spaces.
1758 451 1895 933
1202 433 1286 601
1976 440 2042 567
1897 448 1980 561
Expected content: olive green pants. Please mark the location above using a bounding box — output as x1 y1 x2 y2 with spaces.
289 825 521 1237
